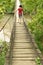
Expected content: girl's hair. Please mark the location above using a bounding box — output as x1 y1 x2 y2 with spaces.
19 5 22 7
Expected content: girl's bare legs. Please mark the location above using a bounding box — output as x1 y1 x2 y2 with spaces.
18 17 21 23
18 16 22 23
20 17 21 23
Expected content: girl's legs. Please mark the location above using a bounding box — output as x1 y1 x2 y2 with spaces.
18 14 22 23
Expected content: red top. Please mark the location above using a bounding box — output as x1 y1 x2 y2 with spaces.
18 7 23 15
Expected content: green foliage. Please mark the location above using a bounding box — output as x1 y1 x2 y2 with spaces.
0 0 15 18
22 0 43 53
28 16 43 52
0 52 5 65
4 1 15 13
21 0 43 15
28 9 43 52
0 40 9 65
35 57 42 65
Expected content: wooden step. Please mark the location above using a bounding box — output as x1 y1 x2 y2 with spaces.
12 61 36 65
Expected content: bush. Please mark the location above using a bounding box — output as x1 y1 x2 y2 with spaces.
28 13 43 53
35 57 42 65
0 40 9 65
0 0 15 18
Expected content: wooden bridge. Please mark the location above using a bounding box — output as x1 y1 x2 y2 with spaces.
0 0 43 65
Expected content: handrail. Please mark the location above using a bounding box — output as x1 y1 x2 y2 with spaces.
8 0 16 65
0 16 11 32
